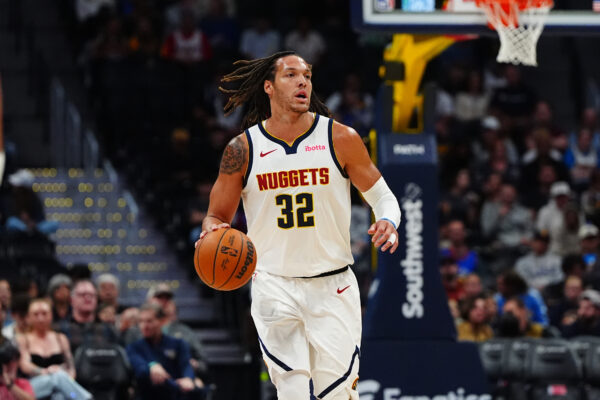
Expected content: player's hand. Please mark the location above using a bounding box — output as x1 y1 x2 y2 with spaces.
368 220 399 254
176 377 195 392
194 223 231 248
149 363 170 385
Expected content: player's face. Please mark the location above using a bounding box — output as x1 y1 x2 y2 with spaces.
267 55 312 113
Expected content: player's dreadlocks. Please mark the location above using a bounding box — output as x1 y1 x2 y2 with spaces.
219 51 330 130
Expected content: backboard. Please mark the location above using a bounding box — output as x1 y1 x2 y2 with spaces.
351 0 600 34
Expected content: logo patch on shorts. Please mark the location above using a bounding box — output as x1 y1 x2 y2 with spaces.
352 377 359 390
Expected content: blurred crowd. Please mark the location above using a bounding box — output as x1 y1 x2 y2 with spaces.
0 272 212 399
434 61 600 345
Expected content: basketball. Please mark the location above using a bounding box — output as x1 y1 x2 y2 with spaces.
194 227 257 291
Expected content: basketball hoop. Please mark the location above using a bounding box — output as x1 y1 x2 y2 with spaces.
475 0 554 66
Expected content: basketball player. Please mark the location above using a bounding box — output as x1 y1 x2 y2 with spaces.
196 51 400 400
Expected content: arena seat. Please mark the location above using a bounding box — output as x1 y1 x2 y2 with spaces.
74 343 131 400
570 336 600 399
526 339 583 400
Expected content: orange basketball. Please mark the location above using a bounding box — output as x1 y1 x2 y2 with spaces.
194 227 257 291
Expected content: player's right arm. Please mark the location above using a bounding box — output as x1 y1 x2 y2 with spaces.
196 133 248 245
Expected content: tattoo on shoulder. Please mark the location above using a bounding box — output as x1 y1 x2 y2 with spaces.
220 136 247 174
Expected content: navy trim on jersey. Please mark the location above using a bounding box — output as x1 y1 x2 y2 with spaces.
310 379 316 400
317 346 360 398
327 118 349 178
258 114 320 155
258 336 292 372
243 129 253 188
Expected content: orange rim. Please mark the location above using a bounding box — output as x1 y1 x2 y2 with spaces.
475 0 553 28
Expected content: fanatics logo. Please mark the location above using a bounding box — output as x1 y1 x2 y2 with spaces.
260 149 277 157
305 145 326 152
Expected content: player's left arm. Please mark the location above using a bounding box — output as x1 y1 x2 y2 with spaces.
332 122 401 253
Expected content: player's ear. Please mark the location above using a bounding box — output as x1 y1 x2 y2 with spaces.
264 79 273 96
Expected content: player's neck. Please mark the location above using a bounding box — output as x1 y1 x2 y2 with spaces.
265 109 313 141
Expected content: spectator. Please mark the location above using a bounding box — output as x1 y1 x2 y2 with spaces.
199 0 240 55
579 224 600 269
514 230 563 292
97 303 117 325
544 254 587 304
147 283 208 380
0 280 12 327
0 342 34 400
118 307 141 346
490 65 537 130
5 170 58 235
454 70 490 126
96 273 126 314
16 299 92 400
471 116 519 172
581 168 600 226
325 73 374 137
440 254 464 302
162 8 212 64
2 294 29 343
561 289 600 337
457 295 494 342
548 275 583 328
521 163 557 210
442 220 478 275
480 183 534 266
127 304 205 400
89 16 129 61
47 274 73 324
463 274 484 300
495 270 549 325
564 128 599 191
128 16 160 60
239 17 280 59
520 128 569 192
57 280 118 353
569 107 600 153
439 169 479 228
496 297 552 338
284 16 326 65
537 182 582 255
532 100 567 152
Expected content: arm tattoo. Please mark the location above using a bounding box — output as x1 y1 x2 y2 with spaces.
220 136 247 174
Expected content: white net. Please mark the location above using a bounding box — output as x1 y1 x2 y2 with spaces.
477 0 553 66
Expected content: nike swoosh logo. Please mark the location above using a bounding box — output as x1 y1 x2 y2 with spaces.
260 149 277 157
337 285 350 294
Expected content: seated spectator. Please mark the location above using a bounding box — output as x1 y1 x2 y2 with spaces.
495 270 549 325
127 304 206 400
2 294 30 343
554 202 583 256
0 279 12 327
97 303 117 325
284 16 326 65
548 275 583 328
439 169 480 230
5 170 58 235
118 307 141 346
544 254 587 304
440 254 464 302
454 70 490 126
325 73 374 137
514 230 563 291
442 220 478 275
581 169 600 227
579 223 599 269
564 128 599 191
521 163 557 210
532 100 568 152
89 15 129 62
47 274 73 324
520 128 569 191
239 17 280 59
489 65 537 129
96 273 126 314
56 280 118 353
199 0 240 55
496 297 553 338
471 116 519 175
463 274 484 300
17 299 91 399
162 8 212 65
0 342 34 400
561 289 600 338
537 182 578 255
457 295 494 342
147 284 208 380
128 16 160 60
481 183 534 268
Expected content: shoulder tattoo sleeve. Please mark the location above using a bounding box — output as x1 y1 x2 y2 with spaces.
219 136 247 175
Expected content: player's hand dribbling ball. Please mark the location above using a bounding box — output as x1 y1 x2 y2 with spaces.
194 227 257 291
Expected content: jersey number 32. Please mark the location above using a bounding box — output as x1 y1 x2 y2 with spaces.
275 193 314 229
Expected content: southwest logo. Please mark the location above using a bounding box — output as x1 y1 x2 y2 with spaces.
260 149 277 157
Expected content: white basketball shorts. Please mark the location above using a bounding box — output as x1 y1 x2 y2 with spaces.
251 267 362 399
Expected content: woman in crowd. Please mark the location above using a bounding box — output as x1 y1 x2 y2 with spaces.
0 341 34 400
457 295 494 342
16 299 91 400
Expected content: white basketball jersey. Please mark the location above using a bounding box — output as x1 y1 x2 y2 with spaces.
242 113 354 277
